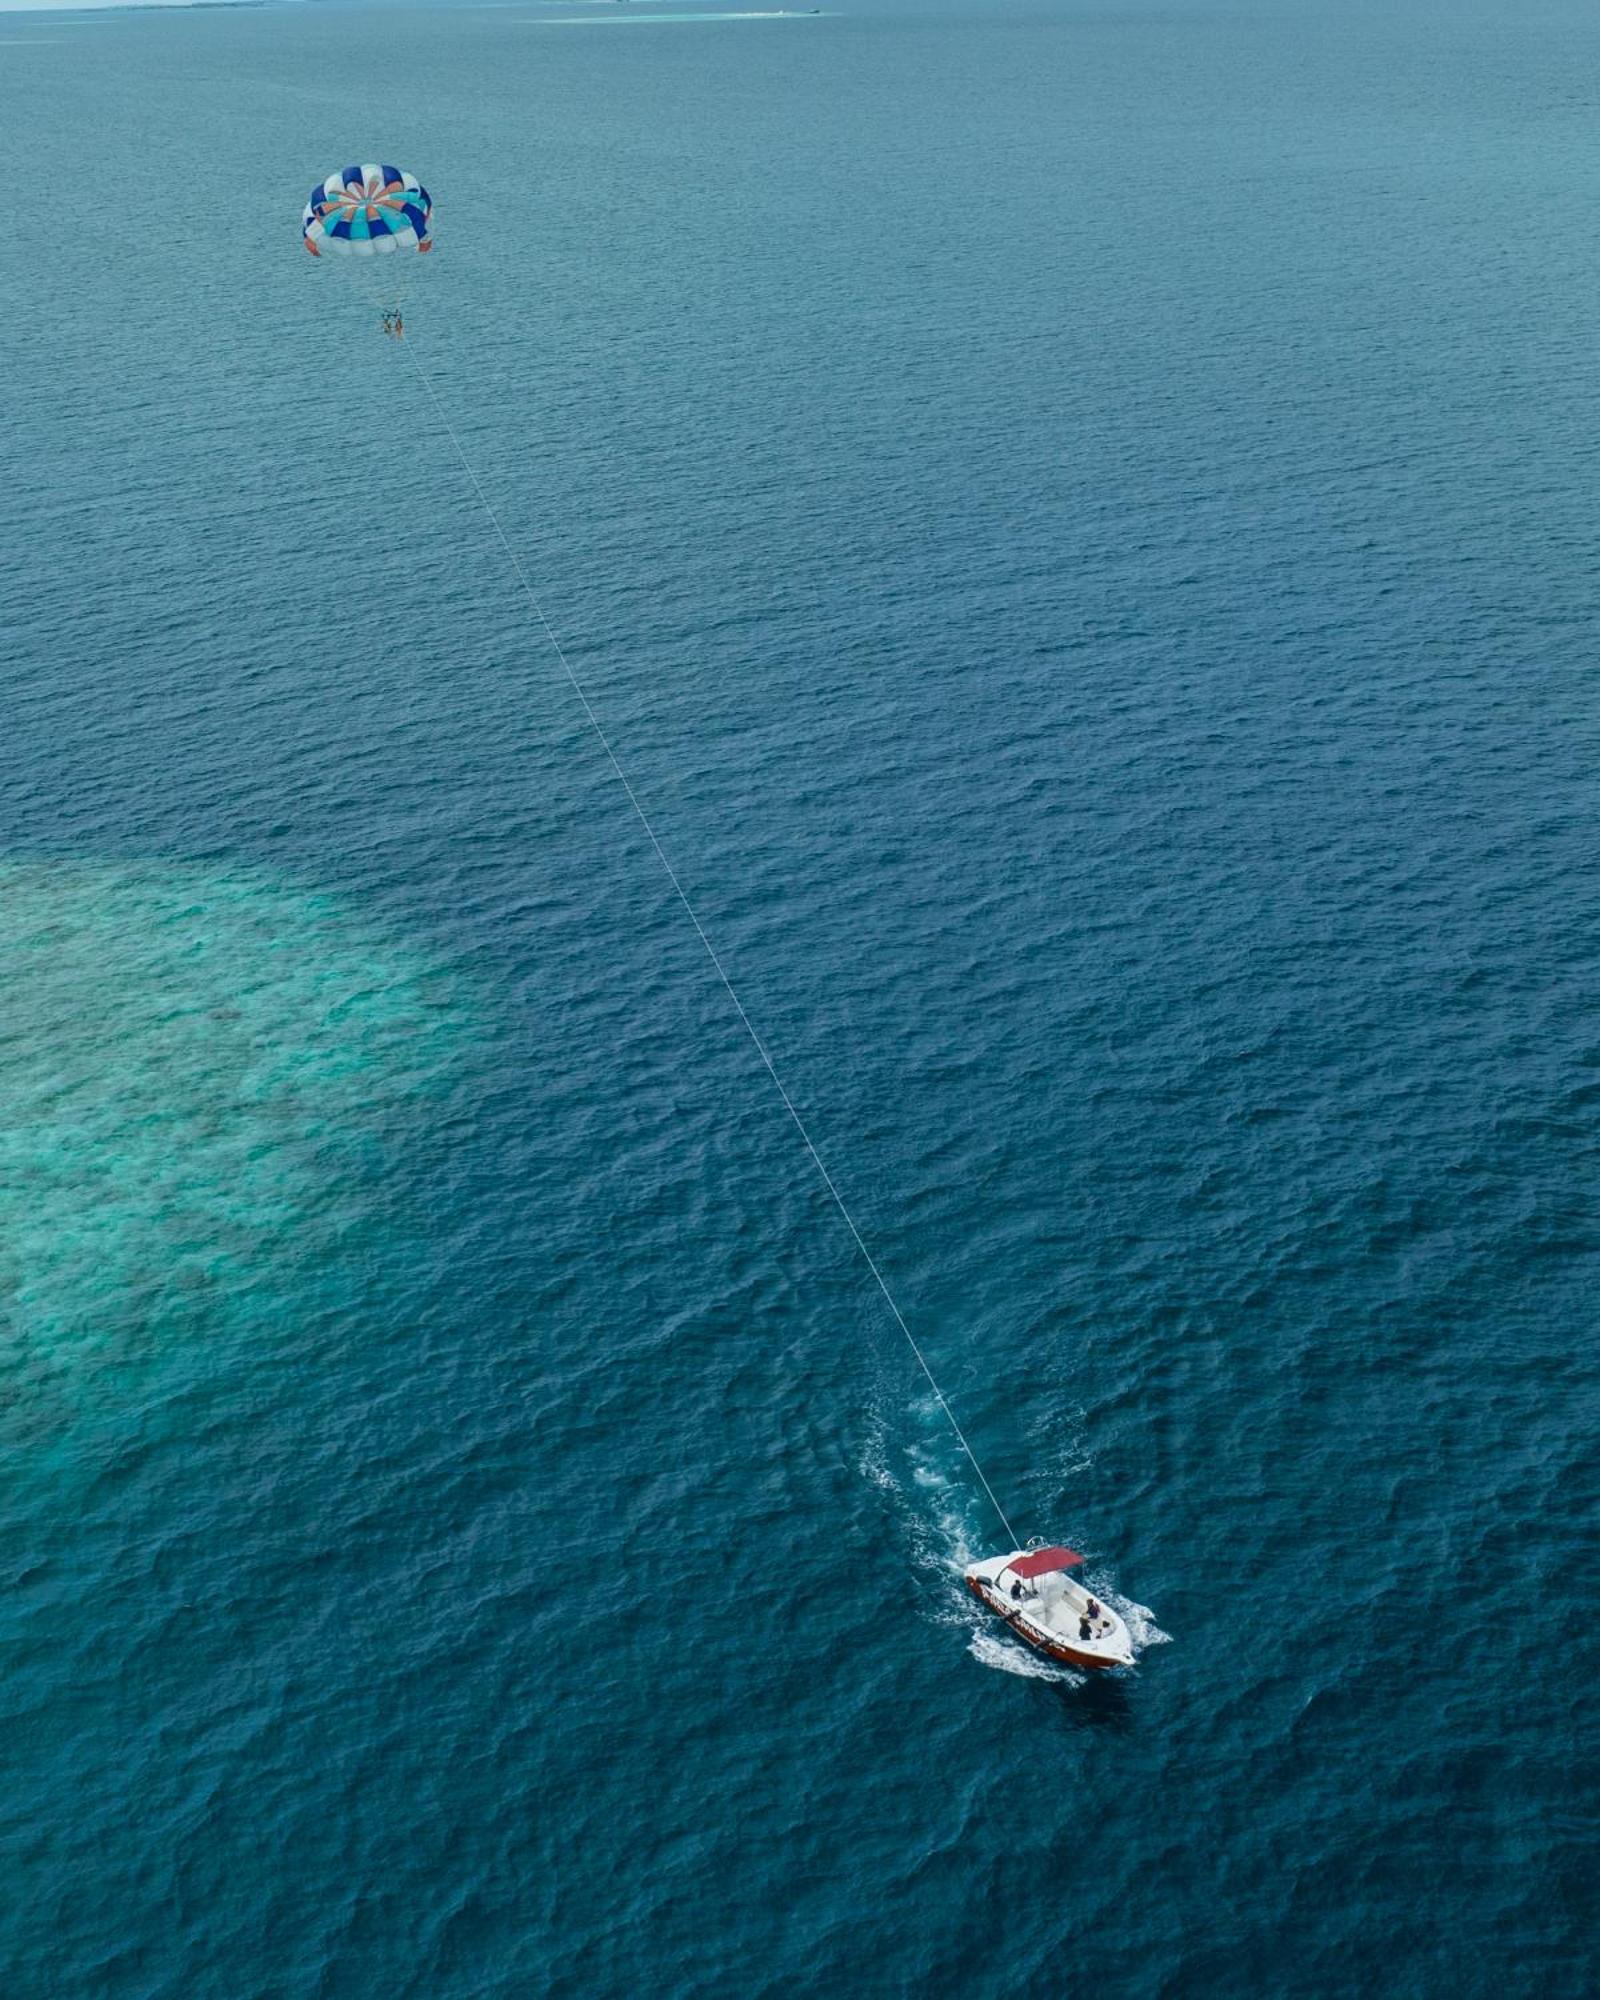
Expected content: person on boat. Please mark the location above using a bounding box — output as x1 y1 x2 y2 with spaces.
1078 1615 1093 1641
1086 1596 1102 1625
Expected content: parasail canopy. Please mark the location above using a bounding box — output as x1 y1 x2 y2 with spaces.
1009 1546 1085 1578
302 164 433 258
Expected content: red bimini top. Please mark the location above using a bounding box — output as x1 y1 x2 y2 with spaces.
1008 1546 1085 1579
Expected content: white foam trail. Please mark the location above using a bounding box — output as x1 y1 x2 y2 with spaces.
865 1393 1168 1674
892 1426 1064 1677
1108 1589 1171 1653
967 1629 1085 1685
857 1414 897 1498
864 1399 979 1578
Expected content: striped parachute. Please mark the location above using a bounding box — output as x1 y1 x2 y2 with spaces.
302 164 433 259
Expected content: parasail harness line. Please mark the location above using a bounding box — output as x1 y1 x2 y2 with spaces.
401 337 1021 1553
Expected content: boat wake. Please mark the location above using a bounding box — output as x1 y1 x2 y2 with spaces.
967 1627 1083 1683
1114 1593 1171 1655
861 1395 1167 1676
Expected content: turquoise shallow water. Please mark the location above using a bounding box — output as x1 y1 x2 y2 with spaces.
3 1 1598 1993
0 862 465 1356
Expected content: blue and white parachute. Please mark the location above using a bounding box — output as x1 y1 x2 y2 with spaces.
302 165 433 259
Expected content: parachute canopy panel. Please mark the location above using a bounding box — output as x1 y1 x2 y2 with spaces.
1009 1546 1085 1578
303 164 433 258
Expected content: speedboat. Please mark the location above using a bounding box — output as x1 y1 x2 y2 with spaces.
965 1544 1134 1670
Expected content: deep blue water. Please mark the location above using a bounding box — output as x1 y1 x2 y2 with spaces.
3 1 1597 1992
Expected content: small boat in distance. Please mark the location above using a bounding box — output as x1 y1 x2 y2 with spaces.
965 1544 1134 1671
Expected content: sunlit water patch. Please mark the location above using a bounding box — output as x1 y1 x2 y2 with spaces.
0 861 468 1421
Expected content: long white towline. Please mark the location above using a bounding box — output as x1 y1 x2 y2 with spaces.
403 337 1021 1551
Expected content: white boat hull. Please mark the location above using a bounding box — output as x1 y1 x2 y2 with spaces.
965 1552 1134 1670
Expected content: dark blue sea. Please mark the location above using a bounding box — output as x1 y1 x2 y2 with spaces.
3 0 1597 1992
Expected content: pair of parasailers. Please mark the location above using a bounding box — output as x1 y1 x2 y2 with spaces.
380 308 405 338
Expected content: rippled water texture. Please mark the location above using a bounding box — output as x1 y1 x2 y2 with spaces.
0 863 465 1413
3 1 1597 1995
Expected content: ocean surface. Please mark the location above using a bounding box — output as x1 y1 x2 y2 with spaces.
3 0 1597 1992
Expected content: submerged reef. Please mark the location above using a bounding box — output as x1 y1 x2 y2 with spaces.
0 861 466 1394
